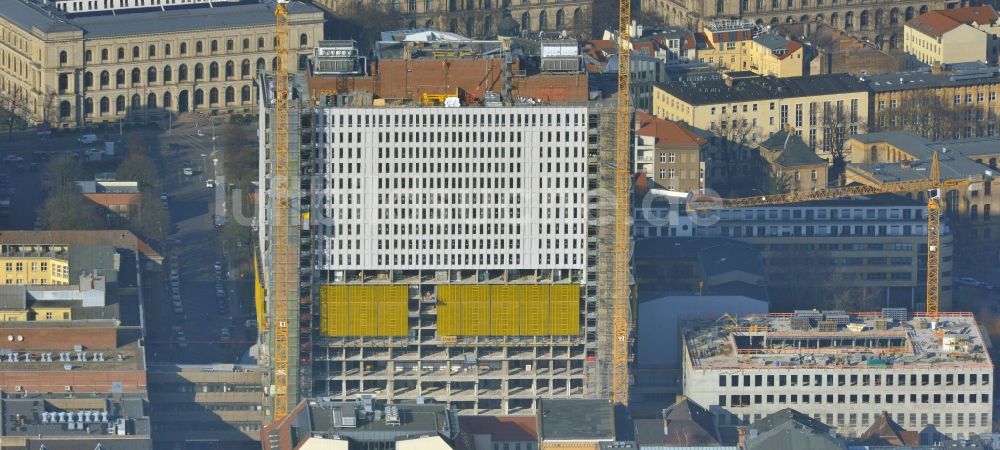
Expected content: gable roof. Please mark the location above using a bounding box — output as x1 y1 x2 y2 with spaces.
537 399 614 442
661 398 722 446
635 112 708 148
747 409 845 450
859 412 920 446
760 130 826 167
906 6 999 37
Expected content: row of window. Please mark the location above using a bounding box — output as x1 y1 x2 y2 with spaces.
71 34 308 65
724 411 989 434
3 261 54 273
718 207 922 221
719 392 990 408
80 87 251 116
718 372 989 387
81 59 264 89
703 223 927 238
324 111 586 128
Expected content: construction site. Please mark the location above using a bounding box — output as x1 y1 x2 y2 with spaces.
681 310 993 439
256 27 631 416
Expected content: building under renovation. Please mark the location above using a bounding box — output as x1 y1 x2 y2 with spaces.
257 32 625 415
681 311 993 439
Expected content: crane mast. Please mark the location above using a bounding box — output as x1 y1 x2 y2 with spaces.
612 0 632 406
272 0 294 420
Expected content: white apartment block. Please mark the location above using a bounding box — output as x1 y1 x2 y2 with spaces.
682 311 993 439
313 107 589 274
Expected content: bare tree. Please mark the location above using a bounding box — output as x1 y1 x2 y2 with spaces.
0 88 32 141
763 168 793 195
817 101 866 182
871 90 984 141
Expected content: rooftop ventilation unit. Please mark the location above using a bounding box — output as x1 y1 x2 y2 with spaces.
385 405 401 426
540 40 580 72
314 40 365 76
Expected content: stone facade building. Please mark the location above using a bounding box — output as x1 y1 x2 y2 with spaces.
640 0 970 51
0 1 323 128
314 0 590 38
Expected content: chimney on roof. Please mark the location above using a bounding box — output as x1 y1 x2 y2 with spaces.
931 63 943 75
737 427 748 450
724 77 734 87
901 159 912 169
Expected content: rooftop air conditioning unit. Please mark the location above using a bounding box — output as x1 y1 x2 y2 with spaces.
64 385 72 392
14 386 22 392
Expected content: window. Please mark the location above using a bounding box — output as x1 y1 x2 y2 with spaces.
132 46 140 58
180 42 188 55
165 43 171 56
59 51 68 65
226 39 234 51
258 37 265 49
300 33 309 46
668 153 676 163
117 47 125 60
196 41 204 54
148 44 156 57
101 49 109 61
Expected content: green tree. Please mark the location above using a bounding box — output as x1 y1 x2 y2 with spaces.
42 155 84 192
41 188 105 230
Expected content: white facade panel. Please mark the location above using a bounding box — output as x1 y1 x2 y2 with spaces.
312 106 589 272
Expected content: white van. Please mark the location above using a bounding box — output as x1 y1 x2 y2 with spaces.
77 134 98 144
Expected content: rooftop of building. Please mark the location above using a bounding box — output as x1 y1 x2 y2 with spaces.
459 416 537 441
752 33 802 59
0 336 144 372
0 231 159 264
537 399 615 442
760 130 826 167
635 112 708 148
0 0 320 38
657 73 866 106
75 181 139 195
866 62 1000 92
683 311 992 370
849 131 998 183
746 408 844 450
633 398 722 447
1 394 149 439
905 5 999 37
858 411 920 446
290 397 459 443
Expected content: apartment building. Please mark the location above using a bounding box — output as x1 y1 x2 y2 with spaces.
758 129 829 192
0 0 322 127
904 6 1000 66
867 63 1000 140
682 311 993 439
695 20 804 78
652 73 868 159
634 112 707 193
258 39 622 416
692 194 954 311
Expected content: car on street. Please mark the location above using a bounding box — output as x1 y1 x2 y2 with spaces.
77 134 98 144
216 288 225 298
36 130 51 137
4 155 23 163
220 328 231 340
182 167 194 176
983 282 995 290
214 261 223 271
206 179 215 189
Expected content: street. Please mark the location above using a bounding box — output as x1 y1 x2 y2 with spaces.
147 116 256 365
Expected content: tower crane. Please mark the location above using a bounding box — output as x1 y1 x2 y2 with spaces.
272 0 294 420
612 0 633 406
691 151 960 324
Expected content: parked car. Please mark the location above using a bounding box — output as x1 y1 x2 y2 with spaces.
220 328 231 340
206 179 215 188
77 134 98 144
957 277 980 286
182 167 193 176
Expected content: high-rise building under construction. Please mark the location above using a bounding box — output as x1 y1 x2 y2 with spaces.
256 33 627 415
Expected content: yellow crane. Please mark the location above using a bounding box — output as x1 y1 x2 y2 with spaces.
272 0 294 419
691 151 957 324
612 0 633 406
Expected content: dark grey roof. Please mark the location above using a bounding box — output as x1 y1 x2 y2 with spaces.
849 131 997 182
0 286 28 310
0 1 81 36
753 33 792 52
660 398 721 446
302 400 458 443
657 73 866 105
747 409 845 450
68 245 119 284
47 1 320 39
866 63 1000 93
538 399 615 441
761 130 826 167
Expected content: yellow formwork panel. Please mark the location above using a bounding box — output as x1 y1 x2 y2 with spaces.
519 285 550 335
491 285 520 335
348 286 376 336
377 286 408 336
319 286 407 337
460 285 491 335
437 285 461 336
252 253 266 331
550 285 581 335
320 285 349 336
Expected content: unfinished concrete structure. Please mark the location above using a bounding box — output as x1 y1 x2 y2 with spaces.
681 311 993 439
257 36 624 415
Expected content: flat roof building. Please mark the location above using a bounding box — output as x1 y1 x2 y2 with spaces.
681 311 993 439
0 394 151 450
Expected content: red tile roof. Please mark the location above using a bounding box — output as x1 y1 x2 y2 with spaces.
459 416 538 442
907 5 999 37
779 40 803 60
635 111 708 148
